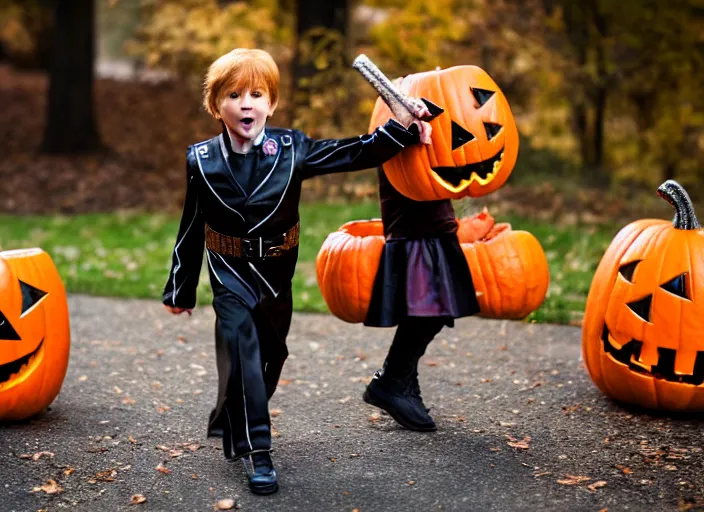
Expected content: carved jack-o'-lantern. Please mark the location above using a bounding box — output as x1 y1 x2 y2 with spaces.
0 249 70 421
369 66 519 202
582 181 704 411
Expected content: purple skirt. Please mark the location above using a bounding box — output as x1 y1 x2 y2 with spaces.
364 235 480 328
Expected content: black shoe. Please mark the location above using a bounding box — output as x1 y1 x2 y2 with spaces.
409 370 431 414
363 370 436 432
242 452 278 495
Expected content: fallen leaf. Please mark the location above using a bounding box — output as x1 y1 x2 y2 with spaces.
129 435 137 444
32 451 55 461
557 475 591 485
369 413 381 423
507 439 531 450
506 435 531 450
616 464 633 474
63 468 75 476
278 379 292 386
270 409 282 418
94 469 118 482
408 480 416 485
39 480 63 494
156 463 171 474
181 443 201 452
131 494 147 504
587 481 607 492
216 498 236 510
562 404 581 415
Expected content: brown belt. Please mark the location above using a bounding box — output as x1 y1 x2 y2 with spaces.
205 222 300 259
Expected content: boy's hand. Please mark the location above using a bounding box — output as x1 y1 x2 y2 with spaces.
391 98 433 145
164 305 192 316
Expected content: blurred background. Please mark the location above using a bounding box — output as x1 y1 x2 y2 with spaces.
1 0 703 324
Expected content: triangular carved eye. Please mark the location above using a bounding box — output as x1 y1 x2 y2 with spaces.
661 273 689 299
484 122 502 140
627 295 652 322
20 280 47 316
471 87 495 107
619 260 641 282
0 311 21 340
451 121 475 150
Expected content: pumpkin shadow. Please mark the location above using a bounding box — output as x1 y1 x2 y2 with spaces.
0 404 69 429
605 398 704 422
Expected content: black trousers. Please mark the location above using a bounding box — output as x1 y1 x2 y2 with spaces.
383 316 446 378
207 281 292 459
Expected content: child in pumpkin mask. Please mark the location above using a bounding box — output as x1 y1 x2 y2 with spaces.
361 79 481 432
162 48 432 495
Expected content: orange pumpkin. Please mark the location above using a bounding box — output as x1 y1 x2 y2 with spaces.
0 248 70 421
369 66 519 202
457 210 550 319
316 210 548 323
315 220 385 323
582 180 704 411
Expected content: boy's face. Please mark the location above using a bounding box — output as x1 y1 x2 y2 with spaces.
219 88 276 143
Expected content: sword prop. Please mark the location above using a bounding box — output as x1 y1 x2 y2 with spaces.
352 54 444 122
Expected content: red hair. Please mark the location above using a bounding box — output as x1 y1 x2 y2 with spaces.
203 48 280 118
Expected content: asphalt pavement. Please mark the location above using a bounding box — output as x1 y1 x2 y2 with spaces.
2 295 703 511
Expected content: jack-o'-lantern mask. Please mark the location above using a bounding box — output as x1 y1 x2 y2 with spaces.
0 249 70 421
369 65 519 202
582 180 704 411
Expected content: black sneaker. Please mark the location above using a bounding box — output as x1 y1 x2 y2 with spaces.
363 371 436 432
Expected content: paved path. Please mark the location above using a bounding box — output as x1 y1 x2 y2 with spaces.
2 295 703 511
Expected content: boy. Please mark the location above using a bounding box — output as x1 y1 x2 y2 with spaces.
163 48 430 495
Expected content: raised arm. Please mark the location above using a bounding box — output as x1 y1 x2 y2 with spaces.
297 119 422 180
162 147 205 310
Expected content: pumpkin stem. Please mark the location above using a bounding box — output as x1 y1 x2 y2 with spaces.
657 180 700 230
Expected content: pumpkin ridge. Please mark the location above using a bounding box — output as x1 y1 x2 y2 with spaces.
479 238 501 317
583 221 653 390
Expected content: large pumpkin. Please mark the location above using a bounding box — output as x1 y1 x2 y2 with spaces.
369 66 519 202
315 220 385 323
582 180 704 411
0 248 70 421
458 209 550 320
316 210 548 323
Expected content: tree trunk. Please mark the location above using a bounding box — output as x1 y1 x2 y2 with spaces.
293 0 348 126
41 0 101 154
294 0 348 82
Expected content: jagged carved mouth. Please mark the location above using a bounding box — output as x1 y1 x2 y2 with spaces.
432 146 505 187
0 339 44 387
602 325 704 385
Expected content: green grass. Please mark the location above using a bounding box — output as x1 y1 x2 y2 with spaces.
0 202 621 325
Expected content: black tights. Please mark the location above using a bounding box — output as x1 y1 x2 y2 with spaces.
383 317 447 379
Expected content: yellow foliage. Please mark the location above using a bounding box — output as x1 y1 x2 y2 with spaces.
126 0 294 78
